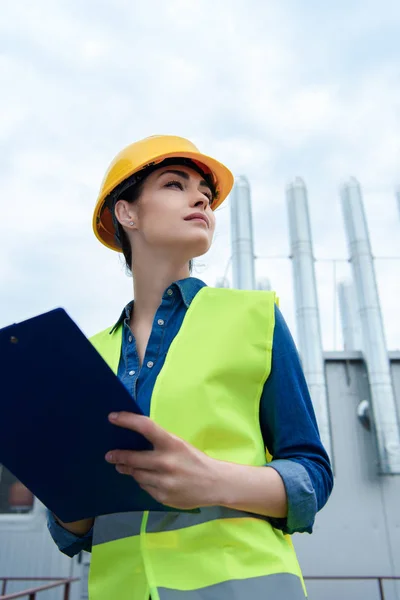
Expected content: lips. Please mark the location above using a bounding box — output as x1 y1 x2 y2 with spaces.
184 213 209 227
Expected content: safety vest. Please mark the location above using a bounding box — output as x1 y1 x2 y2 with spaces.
88 287 307 600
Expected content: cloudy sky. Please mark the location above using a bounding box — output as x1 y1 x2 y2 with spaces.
1 0 399 351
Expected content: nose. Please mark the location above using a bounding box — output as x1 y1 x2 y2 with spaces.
191 189 209 209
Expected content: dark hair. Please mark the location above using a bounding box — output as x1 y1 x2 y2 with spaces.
110 159 213 275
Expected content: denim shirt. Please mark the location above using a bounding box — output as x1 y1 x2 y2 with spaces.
48 277 333 557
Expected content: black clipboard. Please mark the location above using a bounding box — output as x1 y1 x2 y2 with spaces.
0 308 182 522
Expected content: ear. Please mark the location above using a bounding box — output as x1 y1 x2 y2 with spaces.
114 200 138 229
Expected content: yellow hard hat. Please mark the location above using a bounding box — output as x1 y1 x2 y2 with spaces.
93 135 234 251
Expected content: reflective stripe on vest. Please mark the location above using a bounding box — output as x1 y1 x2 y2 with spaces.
93 507 270 544
158 574 306 600
89 288 307 599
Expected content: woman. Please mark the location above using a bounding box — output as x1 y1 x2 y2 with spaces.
48 135 333 599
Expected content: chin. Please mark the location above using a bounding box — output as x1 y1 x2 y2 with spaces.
185 239 212 259
164 229 212 259
191 247 210 259
192 235 213 257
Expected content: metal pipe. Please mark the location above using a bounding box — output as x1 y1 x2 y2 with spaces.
341 177 400 474
230 176 256 290
257 277 272 291
215 277 230 288
338 280 363 351
64 581 71 600
286 177 332 460
0 579 79 600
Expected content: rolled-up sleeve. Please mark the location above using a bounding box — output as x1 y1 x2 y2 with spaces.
47 510 93 557
260 306 333 535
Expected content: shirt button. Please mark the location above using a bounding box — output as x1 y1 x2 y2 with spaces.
167 289 173 296
147 361 154 369
157 319 164 326
128 336 132 342
129 370 135 376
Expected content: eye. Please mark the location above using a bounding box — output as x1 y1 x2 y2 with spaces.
165 180 184 190
204 191 213 206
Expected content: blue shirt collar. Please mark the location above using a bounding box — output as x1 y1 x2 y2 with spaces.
109 277 207 334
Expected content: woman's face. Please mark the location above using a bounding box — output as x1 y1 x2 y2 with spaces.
121 164 216 260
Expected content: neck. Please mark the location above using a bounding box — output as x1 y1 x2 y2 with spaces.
131 256 190 327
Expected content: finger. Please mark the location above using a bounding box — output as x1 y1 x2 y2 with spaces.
105 450 158 470
115 464 132 476
131 469 160 488
115 464 160 489
108 412 173 448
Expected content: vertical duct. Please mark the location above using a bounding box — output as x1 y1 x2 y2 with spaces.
286 177 332 460
215 277 230 288
257 277 272 291
338 281 363 351
230 176 256 290
341 177 400 474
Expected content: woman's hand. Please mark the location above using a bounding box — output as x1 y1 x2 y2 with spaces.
105 411 288 518
105 412 220 510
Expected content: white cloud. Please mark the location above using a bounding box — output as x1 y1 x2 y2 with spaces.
0 0 399 350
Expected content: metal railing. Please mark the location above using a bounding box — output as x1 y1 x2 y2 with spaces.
0 577 78 600
1 575 398 599
305 576 400 600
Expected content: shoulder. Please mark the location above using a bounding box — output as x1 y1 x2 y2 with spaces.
272 305 299 357
274 304 289 331
198 288 277 316
202 287 277 303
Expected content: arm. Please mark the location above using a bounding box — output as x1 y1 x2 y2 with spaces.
105 420 290 518
53 515 94 536
47 510 93 557
259 305 334 533
206 459 288 518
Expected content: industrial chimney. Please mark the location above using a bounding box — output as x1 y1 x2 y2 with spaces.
230 176 256 290
338 281 363 351
286 178 333 461
341 177 400 474
257 277 272 291
215 277 230 288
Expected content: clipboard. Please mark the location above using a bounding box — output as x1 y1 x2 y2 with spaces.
0 308 183 522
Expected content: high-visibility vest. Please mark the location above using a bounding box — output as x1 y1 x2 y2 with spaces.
88 287 307 600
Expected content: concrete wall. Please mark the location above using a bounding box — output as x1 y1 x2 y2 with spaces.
0 502 82 600
295 354 400 600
